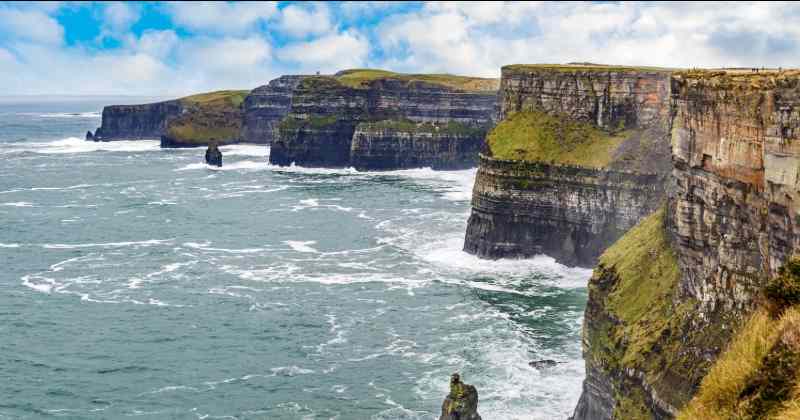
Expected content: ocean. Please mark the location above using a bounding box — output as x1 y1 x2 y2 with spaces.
0 97 589 419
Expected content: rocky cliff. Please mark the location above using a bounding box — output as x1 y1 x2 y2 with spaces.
269 69 498 169
463 65 673 266
92 100 183 140
241 75 306 144
572 69 800 419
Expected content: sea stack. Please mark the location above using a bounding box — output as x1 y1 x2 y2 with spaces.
439 373 481 420
205 142 222 167
85 130 95 141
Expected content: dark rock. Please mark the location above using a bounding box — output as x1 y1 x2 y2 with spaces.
528 359 560 369
93 100 184 141
241 75 307 145
439 373 481 420
270 76 497 170
85 130 95 141
205 143 222 167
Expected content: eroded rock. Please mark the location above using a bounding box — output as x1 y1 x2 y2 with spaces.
439 373 481 420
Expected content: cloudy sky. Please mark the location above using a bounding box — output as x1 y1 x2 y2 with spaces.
1 1 799 96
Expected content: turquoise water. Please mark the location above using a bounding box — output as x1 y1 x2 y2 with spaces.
1 98 589 419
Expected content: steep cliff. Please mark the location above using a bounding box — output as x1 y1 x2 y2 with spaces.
464 65 673 266
572 69 800 420
269 69 498 169
92 100 183 140
241 75 306 144
92 90 249 147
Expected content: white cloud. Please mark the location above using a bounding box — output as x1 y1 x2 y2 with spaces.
278 31 369 73
0 8 64 45
277 3 333 38
167 1 278 34
103 2 139 32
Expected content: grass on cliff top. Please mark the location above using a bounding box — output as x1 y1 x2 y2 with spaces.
503 63 676 73
180 90 249 108
166 90 248 143
486 110 629 168
334 68 499 92
678 307 800 420
673 68 800 91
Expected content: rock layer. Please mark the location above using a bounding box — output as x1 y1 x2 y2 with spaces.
241 75 306 144
269 73 497 169
92 100 183 141
464 155 665 266
463 65 673 266
572 70 800 419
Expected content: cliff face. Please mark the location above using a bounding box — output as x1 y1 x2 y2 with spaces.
269 70 497 169
241 75 306 144
464 156 664 266
463 65 673 266
572 70 800 420
93 100 183 140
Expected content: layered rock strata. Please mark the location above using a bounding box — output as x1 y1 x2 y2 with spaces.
92 100 183 141
464 65 673 266
269 71 498 169
572 69 800 419
241 75 306 144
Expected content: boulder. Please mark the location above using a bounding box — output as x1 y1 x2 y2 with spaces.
439 373 481 420
205 142 222 167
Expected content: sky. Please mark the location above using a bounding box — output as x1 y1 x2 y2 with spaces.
1 1 800 96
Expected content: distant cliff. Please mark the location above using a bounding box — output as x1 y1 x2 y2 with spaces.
93 100 183 141
463 65 672 267
241 75 306 144
572 69 800 419
269 69 498 169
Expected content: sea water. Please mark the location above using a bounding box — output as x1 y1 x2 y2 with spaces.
0 97 589 419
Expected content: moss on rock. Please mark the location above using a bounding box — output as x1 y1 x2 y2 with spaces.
486 110 631 168
165 90 249 144
335 68 499 92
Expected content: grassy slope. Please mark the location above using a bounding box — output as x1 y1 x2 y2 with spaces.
503 64 676 73
678 261 800 420
486 110 630 168
334 69 499 92
165 90 249 144
362 119 486 137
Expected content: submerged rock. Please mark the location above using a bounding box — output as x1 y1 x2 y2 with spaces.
205 142 222 167
439 373 481 420
529 359 560 369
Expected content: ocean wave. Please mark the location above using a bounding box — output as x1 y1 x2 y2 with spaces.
285 240 319 253
174 160 267 172
42 239 173 249
37 111 101 118
7 137 160 155
219 144 269 157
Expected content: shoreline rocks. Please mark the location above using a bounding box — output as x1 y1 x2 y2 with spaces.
205 143 222 167
439 373 481 420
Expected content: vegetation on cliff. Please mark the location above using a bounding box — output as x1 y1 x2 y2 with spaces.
486 110 630 168
503 64 674 74
361 119 486 137
164 90 249 144
678 259 800 420
334 69 499 92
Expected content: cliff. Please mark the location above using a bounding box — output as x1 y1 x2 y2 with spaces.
463 65 673 266
269 69 498 169
92 90 249 147
572 69 800 419
241 75 306 144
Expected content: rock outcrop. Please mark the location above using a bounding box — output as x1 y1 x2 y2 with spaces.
158 90 248 148
269 70 498 170
572 69 800 419
205 143 222 167
92 99 183 141
241 75 306 144
464 65 673 267
439 373 481 420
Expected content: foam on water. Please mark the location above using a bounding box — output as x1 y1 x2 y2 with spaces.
42 239 173 249
285 240 319 253
37 112 101 118
7 137 160 154
174 160 267 172
219 144 269 157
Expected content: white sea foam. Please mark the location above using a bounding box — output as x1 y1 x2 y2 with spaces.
0 242 20 248
174 160 267 172
13 137 160 154
21 274 56 293
182 241 266 254
37 111 101 118
1 201 34 207
285 240 319 253
377 167 477 201
269 366 315 377
219 144 269 157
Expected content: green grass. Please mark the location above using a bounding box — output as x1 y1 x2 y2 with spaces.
180 90 249 108
486 110 630 168
165 90 248 143
334 68 499 91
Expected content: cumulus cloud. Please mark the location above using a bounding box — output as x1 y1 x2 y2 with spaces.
278 31 369 73
277 3 333 38
166 1 278 34
0 7 64 45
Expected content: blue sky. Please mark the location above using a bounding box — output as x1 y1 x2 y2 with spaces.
1 1 799 95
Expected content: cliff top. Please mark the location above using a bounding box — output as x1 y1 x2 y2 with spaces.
333 68 499 92
180 90 249 108
673 68 800 90
503 63 676 74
